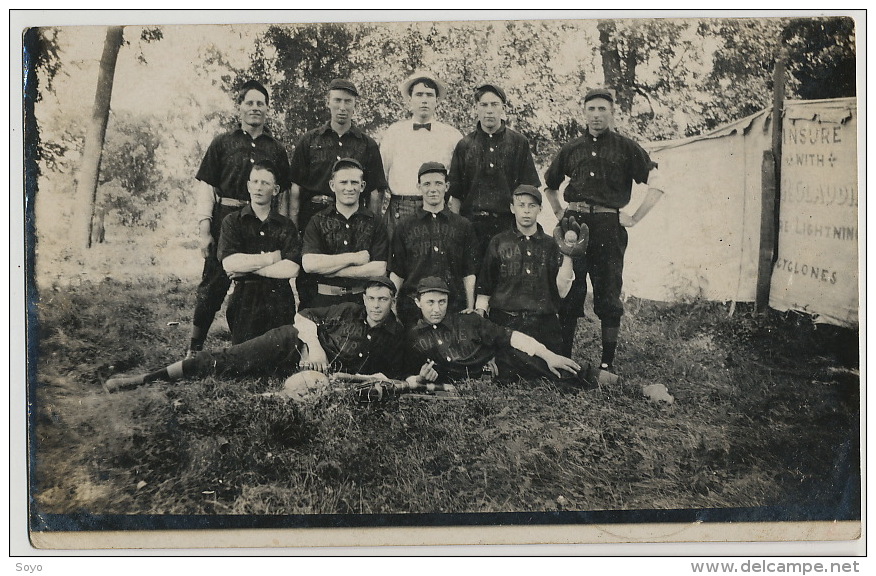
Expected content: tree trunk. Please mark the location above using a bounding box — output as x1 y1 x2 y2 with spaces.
75 26 123 249
598 20 622 92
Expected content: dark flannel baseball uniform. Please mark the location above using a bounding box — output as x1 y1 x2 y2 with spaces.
477 224 565 371
183 303 403 379
289 122 387 233
389 207 478 327
407 311 568 383
302 205 389 308
545 128 655 326
448 121 541 261
217 205 301 345
299 303 405 377
193 128 291 335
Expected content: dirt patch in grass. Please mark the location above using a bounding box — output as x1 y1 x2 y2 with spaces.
29 278 860 525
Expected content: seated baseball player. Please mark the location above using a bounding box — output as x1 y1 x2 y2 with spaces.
475 184 586 378
406 276 588 386
103 277 407 392
218 159 301 345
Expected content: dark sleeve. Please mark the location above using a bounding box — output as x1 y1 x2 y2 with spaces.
273 142 292 190
544 145 567 190
279 220 302 264
288 133 311 187
216 212 242 262
630 140 656 184
461 219 479 277
447 138 467 201
518 135 542 188
362 137 388 193
474 314 513 349
476 236 501 296
388 221 409 277
301 217 326 255
368 218 390 261
195 134 226 187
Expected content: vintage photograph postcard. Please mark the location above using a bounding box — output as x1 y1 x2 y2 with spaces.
13 9 864 554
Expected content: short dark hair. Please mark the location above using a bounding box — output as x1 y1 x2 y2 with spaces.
407 77 439 96
248 159 279 183
238 80 269 106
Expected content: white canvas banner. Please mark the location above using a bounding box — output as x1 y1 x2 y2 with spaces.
769 98 859 327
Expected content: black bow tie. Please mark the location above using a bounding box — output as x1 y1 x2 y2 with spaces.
413 123 432 131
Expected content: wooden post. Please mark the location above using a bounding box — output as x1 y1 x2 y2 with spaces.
755 47 787 312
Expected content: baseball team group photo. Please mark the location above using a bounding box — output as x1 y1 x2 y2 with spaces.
23 14 860 543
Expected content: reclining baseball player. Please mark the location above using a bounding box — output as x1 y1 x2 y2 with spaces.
406 276 591 387
103 277 412 392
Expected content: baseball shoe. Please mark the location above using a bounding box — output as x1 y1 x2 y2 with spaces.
103 374 146 393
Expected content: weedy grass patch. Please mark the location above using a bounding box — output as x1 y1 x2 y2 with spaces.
31 278 860 519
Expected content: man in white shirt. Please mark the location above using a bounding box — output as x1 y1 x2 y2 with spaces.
378 71 463 238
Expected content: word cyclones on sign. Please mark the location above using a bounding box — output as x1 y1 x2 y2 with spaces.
774 257 838 285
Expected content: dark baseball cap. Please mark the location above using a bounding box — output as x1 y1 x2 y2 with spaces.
417 161 448 179
475 83 507 104
365 276 397 295
416 276 450 295
583 88 615 104
238 79 269 105
328 78 359 97
513 185 542 205
332 157 364 174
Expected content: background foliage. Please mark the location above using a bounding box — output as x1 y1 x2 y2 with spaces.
29 15 856 242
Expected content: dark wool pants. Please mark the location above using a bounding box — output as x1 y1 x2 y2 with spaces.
186 324 302 378
489 309 566 382
192 204 241 332
557 210 628 356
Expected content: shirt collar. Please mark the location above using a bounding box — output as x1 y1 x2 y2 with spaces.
360 307 402 335
330 203 375 219
476 121 507 137
416 206 450 219
317 121 365 139
240 204 283 223
512 223 545 238
235 126 273 139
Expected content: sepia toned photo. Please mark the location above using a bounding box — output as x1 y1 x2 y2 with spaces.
16 10 862 553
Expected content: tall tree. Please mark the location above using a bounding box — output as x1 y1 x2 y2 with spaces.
73 26 124 249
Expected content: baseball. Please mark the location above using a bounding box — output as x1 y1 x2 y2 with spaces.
564 230 578 244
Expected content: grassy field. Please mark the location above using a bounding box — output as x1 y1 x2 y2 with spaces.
30 264 861 523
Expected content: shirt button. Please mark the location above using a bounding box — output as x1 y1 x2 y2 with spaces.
366 335 371 340
343 240 348 246
526 269 531 274
251 142 255 148
339 142 343 147
345 224 350 229
590 172 595 177
490 147 495 152
446 356 452 361
432 325 437 330
337 155 341 161
591 151 596 156
259 231 265 236
358 352 363 357
250 158 255 163
437 339 443 345
433 246 439 252
489 163 494 168
526 251 531 256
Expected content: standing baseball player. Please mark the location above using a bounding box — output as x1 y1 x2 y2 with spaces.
544 88 664 375
447 83 541 262
379 71 463 239
217 160 300 345
406 277 585 385
301 158 389 309
103 277 407 391
188 79 291 357
475 185 584 378
388 162 478 328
